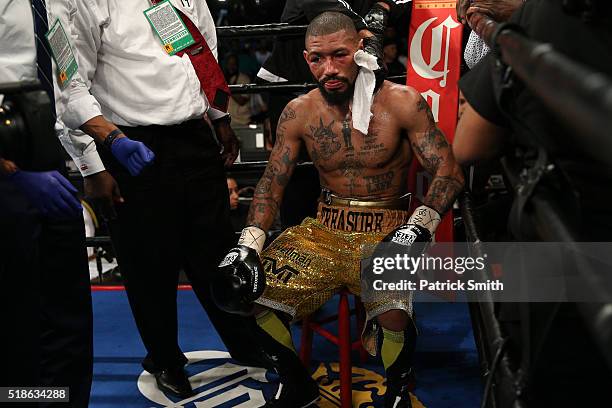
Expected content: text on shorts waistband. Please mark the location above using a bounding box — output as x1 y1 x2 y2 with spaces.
316 202 409 233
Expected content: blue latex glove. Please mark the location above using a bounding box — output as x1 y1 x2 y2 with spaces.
110 136 155 176
9 170 83 219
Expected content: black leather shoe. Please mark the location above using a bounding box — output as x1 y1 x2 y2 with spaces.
154 367 194 398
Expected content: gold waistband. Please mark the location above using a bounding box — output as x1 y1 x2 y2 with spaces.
319 190 411 210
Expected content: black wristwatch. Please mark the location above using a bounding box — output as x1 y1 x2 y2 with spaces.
211 113 231 126
103 129 124 151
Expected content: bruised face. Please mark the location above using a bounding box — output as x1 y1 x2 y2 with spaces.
304 29 360 105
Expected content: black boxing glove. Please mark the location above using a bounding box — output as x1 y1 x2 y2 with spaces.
212 226 267 315
363 3 390 90
364 3 390 36
368 206 442 270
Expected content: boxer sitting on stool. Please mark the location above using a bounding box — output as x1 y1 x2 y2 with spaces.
213 12 464 408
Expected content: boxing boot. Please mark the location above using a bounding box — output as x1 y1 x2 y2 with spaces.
262 373 320 407
379 321 418 408
384 382 414 408
254 311 320 407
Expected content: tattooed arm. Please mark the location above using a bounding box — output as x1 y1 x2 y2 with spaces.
246 100 303 231
401 89 465 215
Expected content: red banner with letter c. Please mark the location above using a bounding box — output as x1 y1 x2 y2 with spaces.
406 0 463 243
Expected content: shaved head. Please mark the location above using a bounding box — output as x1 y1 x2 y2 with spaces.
305 12 358 42
303 11 361 105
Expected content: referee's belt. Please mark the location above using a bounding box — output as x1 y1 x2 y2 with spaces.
319 189 411 210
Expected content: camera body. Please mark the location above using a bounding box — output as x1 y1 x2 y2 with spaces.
0 81 64 171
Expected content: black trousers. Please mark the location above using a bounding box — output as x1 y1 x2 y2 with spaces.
99 119 266 370
0 181 93 408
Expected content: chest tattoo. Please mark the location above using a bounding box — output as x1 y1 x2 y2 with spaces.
309 118 341 160
342 118 354 151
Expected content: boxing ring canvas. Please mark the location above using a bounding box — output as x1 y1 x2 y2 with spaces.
89 289 480 407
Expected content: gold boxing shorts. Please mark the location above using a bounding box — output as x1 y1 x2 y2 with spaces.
255 193 414 354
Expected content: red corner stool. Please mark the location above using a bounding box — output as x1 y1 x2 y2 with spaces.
299 288 369 408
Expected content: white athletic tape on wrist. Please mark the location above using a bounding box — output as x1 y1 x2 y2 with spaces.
408 205 441 236
238 226 266 254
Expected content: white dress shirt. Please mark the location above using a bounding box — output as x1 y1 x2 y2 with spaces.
54 0 225 176
0 0 37 86
47 0 105 175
